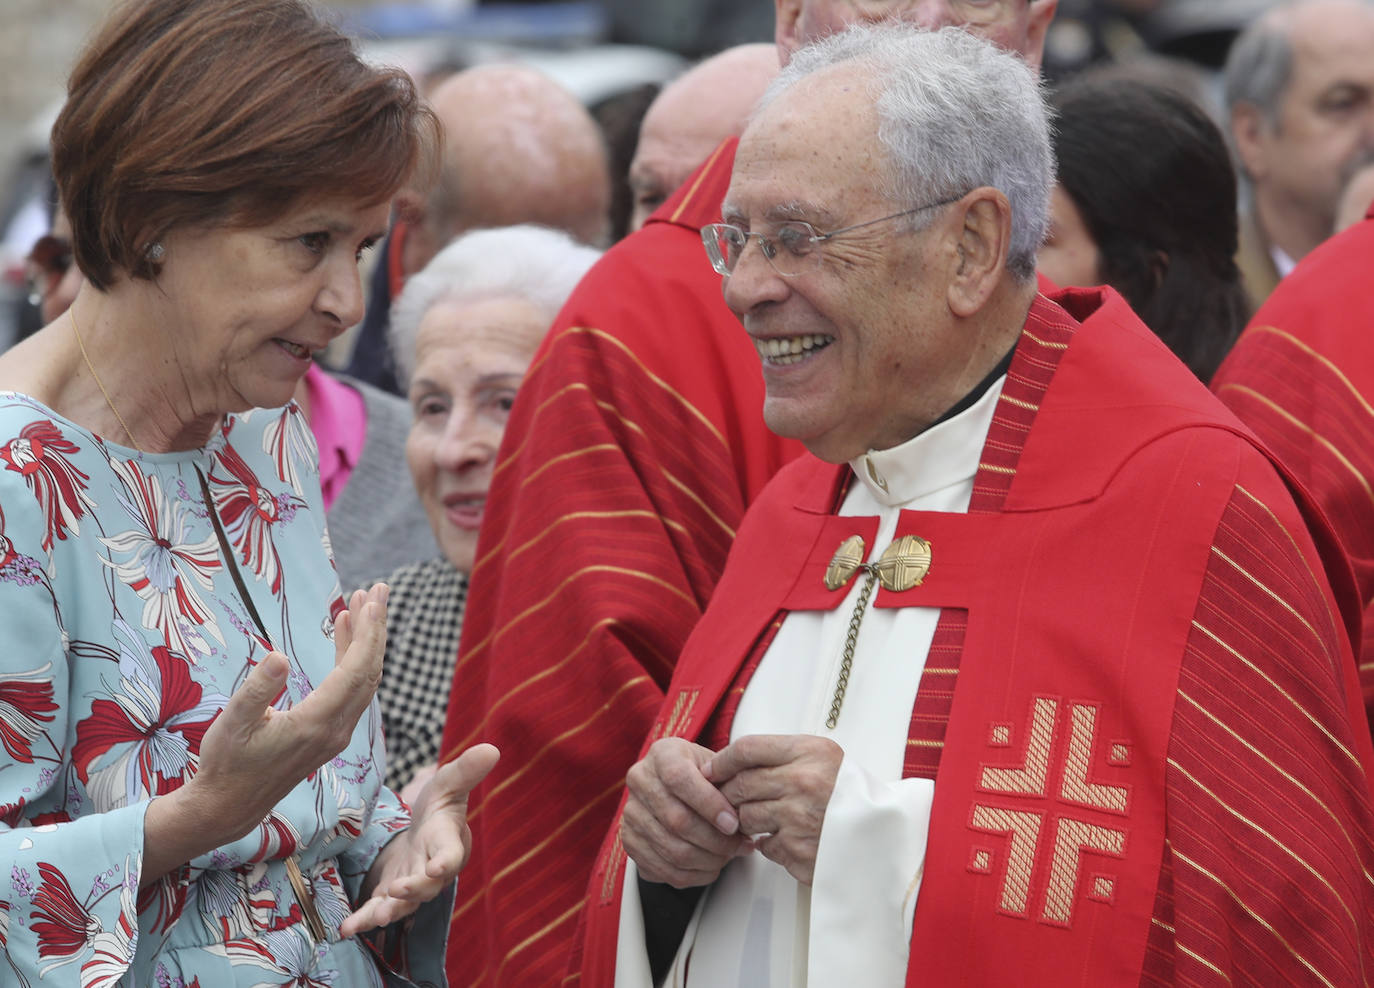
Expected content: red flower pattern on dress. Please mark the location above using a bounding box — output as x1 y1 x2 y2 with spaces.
0 798 26 827
249 812 302 863
195 865 276 942
0 420 97 552
99 457 224 661
208 929 337 987
0 662 58 763
137 863 189 937
208 441 302 596
72 627 222 803
256 402 316 499
31 863 99 972
81 878 137 988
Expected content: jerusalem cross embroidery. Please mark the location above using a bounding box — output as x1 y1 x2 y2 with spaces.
966 695 1132 926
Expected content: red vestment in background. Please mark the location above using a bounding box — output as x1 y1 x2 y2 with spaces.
439 139 801 986
1212 210 1374 724
576 289 1374 985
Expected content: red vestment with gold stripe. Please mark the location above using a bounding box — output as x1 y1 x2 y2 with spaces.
439 139 802 987
1212 211 1374 726
575 289 1374 985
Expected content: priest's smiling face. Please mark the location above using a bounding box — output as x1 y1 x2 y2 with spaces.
721 65 980 464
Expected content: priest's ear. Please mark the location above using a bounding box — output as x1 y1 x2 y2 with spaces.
774 0 802 62
945 187 1011 318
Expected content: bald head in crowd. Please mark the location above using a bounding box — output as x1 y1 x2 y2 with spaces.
628 44 780 230
401 64 612 277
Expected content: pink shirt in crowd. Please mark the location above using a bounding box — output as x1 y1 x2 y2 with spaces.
303 362 367 511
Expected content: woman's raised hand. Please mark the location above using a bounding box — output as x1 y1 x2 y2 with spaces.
142 584 389 884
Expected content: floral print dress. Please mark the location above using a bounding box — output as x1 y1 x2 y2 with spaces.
0 394 449 987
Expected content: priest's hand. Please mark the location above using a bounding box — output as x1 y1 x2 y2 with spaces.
622 738 747 888
706 734 843 886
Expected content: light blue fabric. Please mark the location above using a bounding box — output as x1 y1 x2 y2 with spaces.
0 393 446 986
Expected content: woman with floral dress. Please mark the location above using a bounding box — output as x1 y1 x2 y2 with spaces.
0 0 497 983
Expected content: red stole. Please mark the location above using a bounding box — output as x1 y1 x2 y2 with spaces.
576 288 1365 984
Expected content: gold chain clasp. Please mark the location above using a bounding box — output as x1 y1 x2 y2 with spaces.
821 534 933 729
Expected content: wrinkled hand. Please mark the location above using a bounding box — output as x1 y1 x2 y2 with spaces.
706 734 842 886
143 586 390 885
622 737 747 889
340 743 499 937
399 762 438 807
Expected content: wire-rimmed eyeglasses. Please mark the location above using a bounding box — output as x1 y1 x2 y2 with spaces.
844 0 1019 28
701 195 963 278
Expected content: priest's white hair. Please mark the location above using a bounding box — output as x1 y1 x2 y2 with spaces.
754 23 1053 282
388 223 601 387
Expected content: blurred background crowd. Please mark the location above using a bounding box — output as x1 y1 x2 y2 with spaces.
0 0 1282 353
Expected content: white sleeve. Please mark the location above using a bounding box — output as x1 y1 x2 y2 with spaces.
807 753 934 985
614 858 656 987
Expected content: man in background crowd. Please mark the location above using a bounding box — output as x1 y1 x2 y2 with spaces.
1225 0 1374 309
346 64 611 393
628 43 779 231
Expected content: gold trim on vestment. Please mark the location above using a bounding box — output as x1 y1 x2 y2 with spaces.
475 508 686 582
459 563 694 669
1215 385 1374 507
1241 324 1374 420
1208 545 1323 648
997 392 1040 411
670 140 732 224
1171 845 1338 988
490 900 585 985
981 697 1057 796
472 674 653 813
1043 819 1125 924
1232 483 1349 662
1190 620 1359 768
1166 756 1357 929
662 469 737 539
1176 687 1367 869
969 805 1043 913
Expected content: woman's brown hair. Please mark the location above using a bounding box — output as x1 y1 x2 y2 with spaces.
51 0 439 290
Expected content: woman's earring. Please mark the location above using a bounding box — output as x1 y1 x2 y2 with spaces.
145 242 165 261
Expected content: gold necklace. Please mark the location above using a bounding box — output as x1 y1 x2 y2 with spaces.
70 307 145 453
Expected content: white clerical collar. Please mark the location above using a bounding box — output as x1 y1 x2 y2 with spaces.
849 375 1006 508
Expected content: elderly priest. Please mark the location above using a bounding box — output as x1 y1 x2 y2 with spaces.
572 23 1374 988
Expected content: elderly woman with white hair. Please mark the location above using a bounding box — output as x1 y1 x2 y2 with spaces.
374 224 601 800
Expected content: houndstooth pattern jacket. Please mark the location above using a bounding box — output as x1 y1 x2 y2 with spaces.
371 556 468 792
